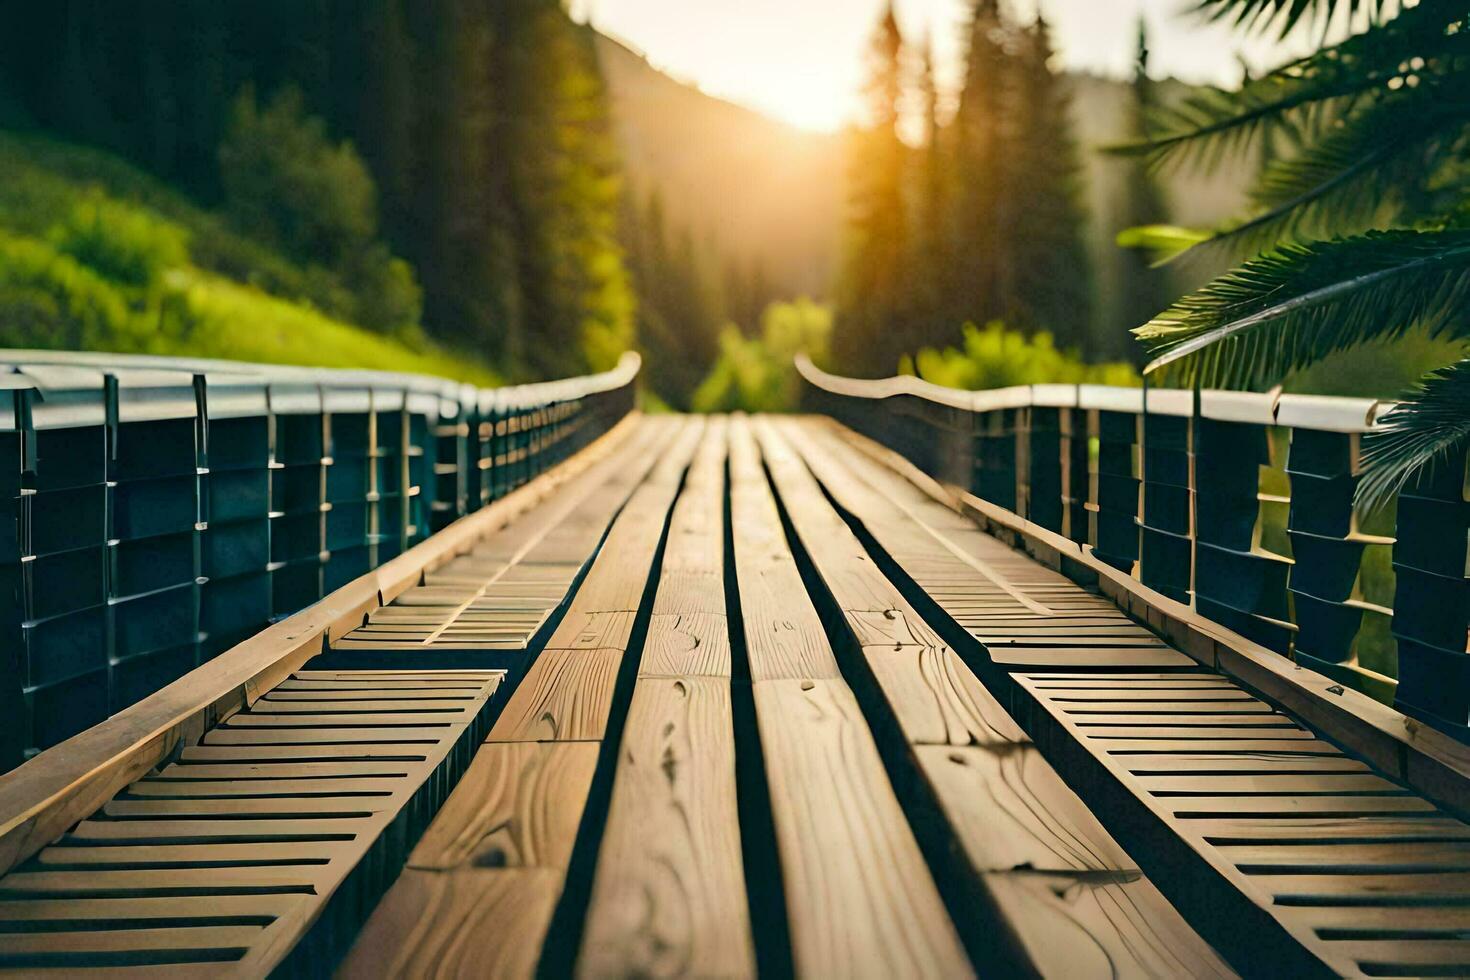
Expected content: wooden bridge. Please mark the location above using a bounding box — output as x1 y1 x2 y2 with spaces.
0 351 1466 977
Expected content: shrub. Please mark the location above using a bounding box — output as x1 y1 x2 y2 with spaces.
217 88 425 337
906 321 1139 390
219 86 376 265
692 299 832 412
0 230 144 350
47 193 189 288
344 243 423 341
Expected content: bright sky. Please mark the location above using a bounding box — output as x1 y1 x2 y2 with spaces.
573 0 1339 133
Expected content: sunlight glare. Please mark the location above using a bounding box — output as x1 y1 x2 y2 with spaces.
751 74 854 133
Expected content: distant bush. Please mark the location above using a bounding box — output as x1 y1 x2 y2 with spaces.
0 230 144 350
219 86 375 264
218 87 423 337
904 321 1139 390
0 131 372 329
0 225 494 383
48 193 189 288
692 299 831 412
343 243 423 341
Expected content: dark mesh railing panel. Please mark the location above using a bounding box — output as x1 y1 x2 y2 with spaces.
797 356 1470 741
0 351 638 768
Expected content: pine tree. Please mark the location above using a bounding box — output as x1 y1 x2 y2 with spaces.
908 33 953 354
1007 12 1092 348
1112 19 1173 357
949 0 1010 329
626 190 724 408
834 2 909 377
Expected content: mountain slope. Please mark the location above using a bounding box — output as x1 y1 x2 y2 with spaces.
598 33 1254 345
596 33 845 300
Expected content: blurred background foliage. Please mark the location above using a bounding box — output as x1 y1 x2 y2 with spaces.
902 321 1139 391
0 0 1452 415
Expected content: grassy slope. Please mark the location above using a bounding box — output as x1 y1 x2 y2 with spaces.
0 130 498 384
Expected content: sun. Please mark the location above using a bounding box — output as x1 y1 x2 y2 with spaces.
739 73 855 134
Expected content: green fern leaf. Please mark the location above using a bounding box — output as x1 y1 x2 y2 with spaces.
1137 230 1470 387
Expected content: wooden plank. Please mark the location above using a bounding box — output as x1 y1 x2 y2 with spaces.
406 742 598 871
986 646 1197 669
1196 816 1470 841
486 648 622 742
337 867 560 980
862 645 1028 747
726 418 841 682
753 679 972 978
640 612 732 676
1218 841 1470 871
915 744 1132 872
343 418 705 978
578 678 753 978
579 419 755 977
1137 773 1407 795
980 872 1236 979
759 418 1228 977
726 416 971 977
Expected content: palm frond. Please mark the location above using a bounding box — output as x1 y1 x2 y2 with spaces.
1108 5 1469 169
1192 0 1388 40
1357 358 1470 510
1136 230 1470 387
1164 95 1465 266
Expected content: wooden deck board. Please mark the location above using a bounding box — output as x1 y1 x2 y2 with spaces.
729 415 971 979
580 419 756 979
0 670 502 974
757 417 1229 978
340 417 704 978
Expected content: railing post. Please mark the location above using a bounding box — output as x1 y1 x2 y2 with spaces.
1083 387 1143 574
1136 388 1195 606
1392 445 1470 734
1196 393 1293 655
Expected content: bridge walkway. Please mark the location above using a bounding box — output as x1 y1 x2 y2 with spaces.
0 414 1464 977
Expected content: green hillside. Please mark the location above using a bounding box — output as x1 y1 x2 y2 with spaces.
0 130 498 383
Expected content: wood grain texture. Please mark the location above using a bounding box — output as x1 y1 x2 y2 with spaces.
487 648 622 742
578 677 754 979
763 419 1229 977
863 645 1028 747
981 871 1236 979
1015 667 1470 977
725 416 971 976
338 867 559 980
915 744 1132 872
407 741 598 871
727 417 841 681
641 612 732 677
753 679 972 978
344 418 706 978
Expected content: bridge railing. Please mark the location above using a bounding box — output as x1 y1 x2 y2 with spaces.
797 354 1470 739
0 349 639 766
